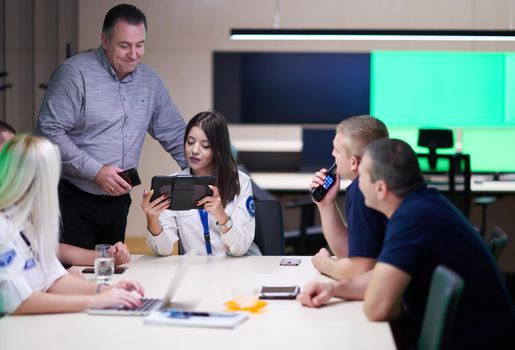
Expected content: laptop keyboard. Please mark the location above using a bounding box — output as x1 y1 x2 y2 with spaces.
123 298 161 311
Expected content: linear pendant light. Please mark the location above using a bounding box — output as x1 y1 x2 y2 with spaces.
230 29 515 42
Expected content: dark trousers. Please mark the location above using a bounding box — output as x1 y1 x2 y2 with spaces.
389 313 417 350
59 179 132 249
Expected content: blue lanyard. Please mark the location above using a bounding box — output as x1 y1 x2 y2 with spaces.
198 209 212 255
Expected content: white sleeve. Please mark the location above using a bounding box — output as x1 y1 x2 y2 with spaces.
0 218 31 313
0 244 65 314
42 255 67 291
146 209 179 256
0 218 66 314
0 251 32 314
221 173 256 256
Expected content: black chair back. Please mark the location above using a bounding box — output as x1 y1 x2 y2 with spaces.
254 200 285 255
418 265 465 350
417 128 471 217
490 227 509 261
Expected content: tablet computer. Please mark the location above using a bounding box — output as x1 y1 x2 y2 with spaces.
150 175 215 210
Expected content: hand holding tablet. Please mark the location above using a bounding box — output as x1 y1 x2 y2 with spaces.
150 175 215 210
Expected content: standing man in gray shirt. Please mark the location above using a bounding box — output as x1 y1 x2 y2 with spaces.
36 4 187 250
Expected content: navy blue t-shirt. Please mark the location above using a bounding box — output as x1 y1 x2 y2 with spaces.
345 177 388 258
379 184 515 349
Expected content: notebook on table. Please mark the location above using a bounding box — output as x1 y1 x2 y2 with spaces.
144 309 248 329
87 254 193 316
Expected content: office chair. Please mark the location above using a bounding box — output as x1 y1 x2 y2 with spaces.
254 200 285 255
417 129 471 217
283 128 334 254
418 129 454 170
489 227 508 261
284 197 326 255
474 196 496 237
418 265 465 350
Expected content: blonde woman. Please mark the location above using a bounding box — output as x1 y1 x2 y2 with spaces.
0 135 143 315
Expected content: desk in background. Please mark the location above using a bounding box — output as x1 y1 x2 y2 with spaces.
251 172 350 193
250 172 515 193
0 255 395 350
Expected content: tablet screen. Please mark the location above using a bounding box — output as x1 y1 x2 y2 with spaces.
150 175 215 210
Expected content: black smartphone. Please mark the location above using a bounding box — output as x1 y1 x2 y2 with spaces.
259 286 300 300
310 163 337 202
119 168 141 187
81 267 127 274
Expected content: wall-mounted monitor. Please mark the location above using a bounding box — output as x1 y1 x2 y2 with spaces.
300 128 335 172
214 52 370 124
370 51 513 126
214 50 515 173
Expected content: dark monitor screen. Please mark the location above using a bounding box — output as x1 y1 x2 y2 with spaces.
300 128 335 172
214 52 370 124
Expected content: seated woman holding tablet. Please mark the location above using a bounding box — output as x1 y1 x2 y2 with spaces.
142 111 260 256
0 135 143 315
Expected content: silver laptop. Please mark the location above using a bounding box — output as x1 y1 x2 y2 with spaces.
87 254 193 316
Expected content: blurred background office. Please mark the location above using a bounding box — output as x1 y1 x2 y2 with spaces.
1 1 515 281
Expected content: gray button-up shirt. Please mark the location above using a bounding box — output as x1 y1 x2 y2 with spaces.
36 46 187 195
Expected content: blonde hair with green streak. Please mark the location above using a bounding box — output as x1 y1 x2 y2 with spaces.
0 135 61 264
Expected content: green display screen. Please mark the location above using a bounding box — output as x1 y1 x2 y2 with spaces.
462 128 515 173
372 51 515 173
388 126 515 173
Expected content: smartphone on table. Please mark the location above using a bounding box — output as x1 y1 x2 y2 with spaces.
82 267 127 274
259 286 301 300
280 257 301 266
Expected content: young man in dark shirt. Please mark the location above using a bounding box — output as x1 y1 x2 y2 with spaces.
310 115 388 280
299 139 515 349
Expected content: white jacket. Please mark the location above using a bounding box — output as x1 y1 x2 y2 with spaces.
146 169 257 256
0 216 67 313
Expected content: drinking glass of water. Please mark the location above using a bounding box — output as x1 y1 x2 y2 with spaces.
94 244 114 285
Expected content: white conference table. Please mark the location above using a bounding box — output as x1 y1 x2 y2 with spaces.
251 172 515 193
0 255 396 350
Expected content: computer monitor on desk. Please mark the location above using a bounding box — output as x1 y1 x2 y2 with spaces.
300 128 335 172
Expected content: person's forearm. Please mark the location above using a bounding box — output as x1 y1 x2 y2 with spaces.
220 216 254 257
37 118 102 180
36 64 103 180
319 257 355 280
58 243 96 266
147 225 176 256
147 217 163 236
55 134 103 180
47 274 97 295
320 257 376 281
12 292 94 315
318 203 348 258
363 263 410 321
332 270 372 301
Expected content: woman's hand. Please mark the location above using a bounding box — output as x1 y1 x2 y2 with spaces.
197 185 228 225
141 189 170 235
90 280 144 309
110 280 145 296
